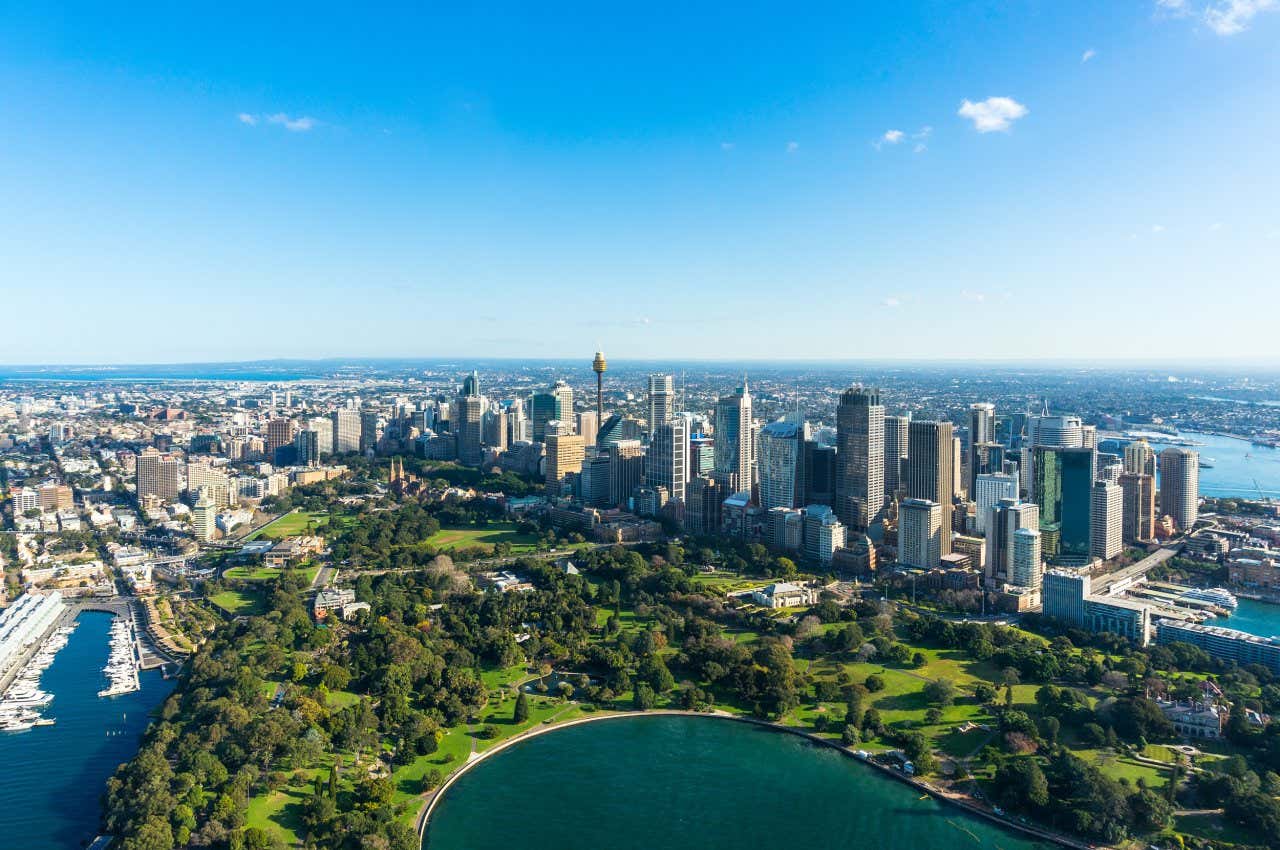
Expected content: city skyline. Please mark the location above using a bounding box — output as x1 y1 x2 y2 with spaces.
3 3 1279 363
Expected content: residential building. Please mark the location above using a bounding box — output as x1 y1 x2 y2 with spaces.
1119 472 1156 543
899 498 942 570
1090 481 1123 561
1159 447 1200 531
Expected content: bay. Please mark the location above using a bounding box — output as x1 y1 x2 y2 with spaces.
422 714 1050 850
0 611 173 848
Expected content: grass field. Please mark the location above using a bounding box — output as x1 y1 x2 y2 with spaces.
223 563 322 585
209 589 265 616
425 523 539 553
247 510 330 541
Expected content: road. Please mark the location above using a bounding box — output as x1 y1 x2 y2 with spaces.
1092 546 1182 596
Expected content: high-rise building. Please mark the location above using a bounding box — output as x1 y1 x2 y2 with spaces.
685 475 726 536
645 418 688 504
883 414 910 496
973 472 1019 534
802 504 845 564
544 429 585 492
757 421 807 511
713 379 753 493
192 488 216 542
1124 439 1157 477
359 410 380 454
1119 472 1156 543
576 411 599 448
1011 527 1043 589
835 386 884 531
455 375 485 467
1090 481 1123 561
607 439 645 508
1033 446 1095 563
904 420 955 555
332 409 362 454
266 418 295 456
307 417 334 456
294 429 320 467
985 498 1039 589
968 403 996 494
531 380 573 441
1159 447 1199 531
136 446 182 503
579 451 611 508
1028 414 1084 448
647 373 675 434
899 498 942 570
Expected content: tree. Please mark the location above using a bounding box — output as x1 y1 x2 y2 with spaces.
994 758 1049 809
922 678 957 707
865 674 886 693
633 683 656 711
514 691 530 723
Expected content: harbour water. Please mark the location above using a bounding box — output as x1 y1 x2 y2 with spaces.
1145 430 1280 499
0 611 172 848
423 714 1050 850
1219 597 1280 640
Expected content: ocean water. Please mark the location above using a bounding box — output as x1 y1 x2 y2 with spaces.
0 611 173 848
423 714 1050 850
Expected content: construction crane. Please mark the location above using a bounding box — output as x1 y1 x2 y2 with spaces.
1254 478 1270 503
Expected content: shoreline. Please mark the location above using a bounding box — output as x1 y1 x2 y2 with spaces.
413 709 1096 850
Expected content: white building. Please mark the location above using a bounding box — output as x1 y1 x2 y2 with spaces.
973 472 1018 534
1090 481 1123 561
899 498 942 570
1011 527 1042 589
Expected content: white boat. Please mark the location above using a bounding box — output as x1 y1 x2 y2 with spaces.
1180 587 1239 610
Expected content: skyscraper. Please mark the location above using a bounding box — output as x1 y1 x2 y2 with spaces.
835 386 885 531
684 475 726 536
1033 446 1095 563
544 428 585 493
1090 481 1123 561
453 371 485 467
332 408 362 453
1124 438 1157 477
192 488 216 542
973 472 1019 534
883 413 909 496
1119 472 1156 543
576 411 599 448
645 417 688 504
531 380 574 441
899 498 942 570
1159 447 1200 531
904 420 955 555
713 379 753 493
985 498 1040 589
1011 527 1043 589
968 403 996 495
757 421 807 511
607 439 645 508
647 373 675 434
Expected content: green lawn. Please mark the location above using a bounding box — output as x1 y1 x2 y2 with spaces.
223 563 322 585
209 589 265 616
1076 748 1169 788
424 523 539 553
247 510 330 541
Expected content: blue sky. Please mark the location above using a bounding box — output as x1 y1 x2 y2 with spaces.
1 1 1277 364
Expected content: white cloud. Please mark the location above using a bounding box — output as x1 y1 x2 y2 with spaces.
786 141 799 153
914 126 933 139
961 290 987 302
882 297 902 308
913 143 927 154
266 113 317 132
1151 224 1166 233
720 141 735 151
957 97 1029 133
882 129 905 145
1081 48 1097 63
1204 0 1278 34
237 112 258 126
